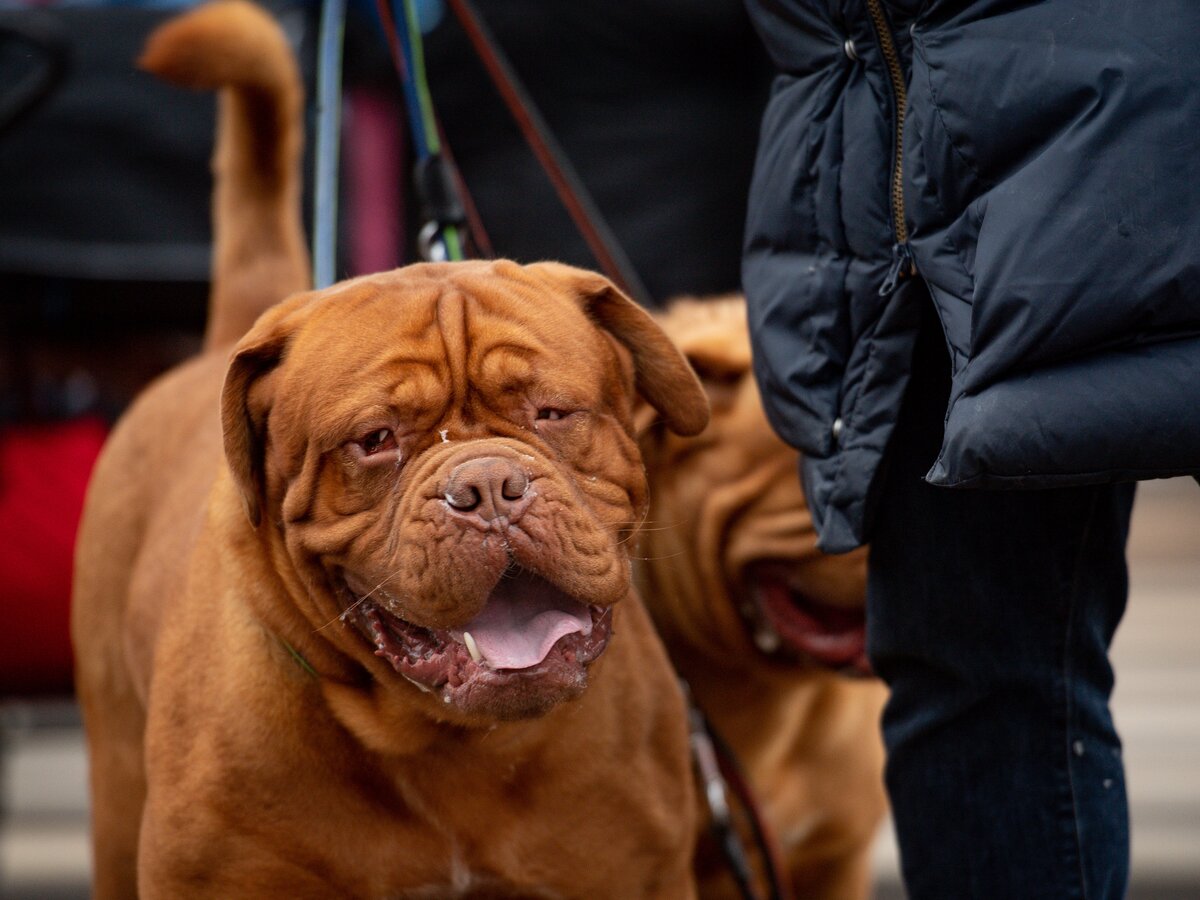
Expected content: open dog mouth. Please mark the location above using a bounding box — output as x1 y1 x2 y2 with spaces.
741 562 870 675
343 568 613 714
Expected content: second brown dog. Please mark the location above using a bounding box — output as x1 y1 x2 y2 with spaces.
637 297 888 900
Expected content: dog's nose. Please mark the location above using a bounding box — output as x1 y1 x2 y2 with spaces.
443 456 530 521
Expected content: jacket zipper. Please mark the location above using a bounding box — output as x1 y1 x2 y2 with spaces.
866 0 916 294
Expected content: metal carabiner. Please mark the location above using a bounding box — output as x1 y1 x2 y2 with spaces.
417 221 449 262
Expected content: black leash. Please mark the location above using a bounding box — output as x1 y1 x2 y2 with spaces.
684 680 791 900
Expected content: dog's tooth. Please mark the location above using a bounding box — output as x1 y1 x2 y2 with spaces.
463 631 484 665
755 627 781 654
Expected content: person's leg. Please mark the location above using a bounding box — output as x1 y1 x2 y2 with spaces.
867 309 1135 900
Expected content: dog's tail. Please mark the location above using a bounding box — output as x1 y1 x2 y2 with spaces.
140 0 311 351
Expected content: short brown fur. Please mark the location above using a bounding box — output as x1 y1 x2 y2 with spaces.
73 3 705 896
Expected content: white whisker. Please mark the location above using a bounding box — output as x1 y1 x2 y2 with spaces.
313 569 403 634
627 549 689 563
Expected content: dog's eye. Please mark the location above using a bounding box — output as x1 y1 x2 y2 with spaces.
536 408 566 422
360 428 397 455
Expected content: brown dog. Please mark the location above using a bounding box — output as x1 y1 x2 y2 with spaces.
71 3 706 896
636 298 888 900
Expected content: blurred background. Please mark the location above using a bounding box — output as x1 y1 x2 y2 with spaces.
1 1 1197 898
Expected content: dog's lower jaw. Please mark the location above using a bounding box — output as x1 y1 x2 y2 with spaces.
342 577 615 720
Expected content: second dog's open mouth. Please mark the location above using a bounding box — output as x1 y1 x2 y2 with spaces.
743 562 870 674
344 568 613 713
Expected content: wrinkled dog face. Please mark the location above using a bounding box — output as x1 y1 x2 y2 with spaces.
222 261 707 719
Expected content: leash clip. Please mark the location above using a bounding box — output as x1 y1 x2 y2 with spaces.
690 703 734 825
682 680 768 900
414 153 467 262
417 221 449 262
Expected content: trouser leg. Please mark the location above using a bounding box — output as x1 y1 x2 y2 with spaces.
866 312 1135 900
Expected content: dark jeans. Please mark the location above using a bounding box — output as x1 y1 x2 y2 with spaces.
867 310 1136 899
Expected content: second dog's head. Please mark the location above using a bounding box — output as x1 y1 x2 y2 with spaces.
637 297 869 675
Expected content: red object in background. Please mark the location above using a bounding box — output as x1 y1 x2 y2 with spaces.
0 417 108 695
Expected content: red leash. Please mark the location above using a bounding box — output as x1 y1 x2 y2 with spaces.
442 0 653 306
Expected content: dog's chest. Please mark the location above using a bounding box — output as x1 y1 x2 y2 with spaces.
394 875 563 900
385 844 564 900
374 775 567 900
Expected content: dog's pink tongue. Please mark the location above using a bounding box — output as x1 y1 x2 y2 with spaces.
462 575 592 670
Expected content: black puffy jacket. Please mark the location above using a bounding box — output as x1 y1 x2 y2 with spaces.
742 0 1200 552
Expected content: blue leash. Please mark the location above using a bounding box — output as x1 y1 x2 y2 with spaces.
313 0 347 289
314 0 465 283
389 0 464 261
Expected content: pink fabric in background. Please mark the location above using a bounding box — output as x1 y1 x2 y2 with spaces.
345 89 405 276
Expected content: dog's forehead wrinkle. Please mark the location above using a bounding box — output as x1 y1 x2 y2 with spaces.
282 303 451 388
461 284 610 396
435 284 470 415
293 360 452 456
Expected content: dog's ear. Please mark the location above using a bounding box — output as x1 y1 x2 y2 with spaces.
632 335 745 440
634 297 754 440
528 262 710 437
220 292 313 527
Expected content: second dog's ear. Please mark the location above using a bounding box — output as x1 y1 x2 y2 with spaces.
673 333 753 385
657 295 753 385
220 292 315 527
